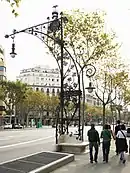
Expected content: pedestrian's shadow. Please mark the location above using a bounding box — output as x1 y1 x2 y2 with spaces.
77 155 126 173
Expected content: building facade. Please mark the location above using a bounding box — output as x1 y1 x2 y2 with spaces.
85 93 102 107
0 51 6 125
16 65 60 95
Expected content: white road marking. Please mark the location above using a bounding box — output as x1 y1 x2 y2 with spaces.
0 136 54 149
0 136 14 140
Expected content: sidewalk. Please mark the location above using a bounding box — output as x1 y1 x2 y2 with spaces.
53 141 130 173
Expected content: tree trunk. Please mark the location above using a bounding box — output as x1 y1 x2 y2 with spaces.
102 104 106 128
118 109 121 121
111 107 114 131
26 114 29 127
81 69 85 141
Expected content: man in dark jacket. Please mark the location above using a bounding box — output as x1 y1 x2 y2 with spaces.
87 124 100 163
115 120 121 155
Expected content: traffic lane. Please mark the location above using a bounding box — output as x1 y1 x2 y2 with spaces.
0 128 55 146
0 128 55 138
0 136 55 163
0 126 102 147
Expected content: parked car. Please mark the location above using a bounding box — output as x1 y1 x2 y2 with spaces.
14 124 23 129
127 128 130 137
3 123 12 129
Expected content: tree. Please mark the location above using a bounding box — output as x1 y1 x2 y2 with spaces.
0 80 28 116
20 90 60 126
85 104 102 122
47 9 120 139
123 88 130 107
47 95 60 117
21 90 46 125
94 58 129 126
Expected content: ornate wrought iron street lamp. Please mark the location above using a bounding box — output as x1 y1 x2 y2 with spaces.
81 64 96 141
5 6 82 143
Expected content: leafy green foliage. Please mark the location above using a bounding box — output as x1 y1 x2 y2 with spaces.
22 90 60 117
64 9 119 68
94 57 129 125
0 46 4 55
85 104 102 117
0 80 28 114
2 0 21 16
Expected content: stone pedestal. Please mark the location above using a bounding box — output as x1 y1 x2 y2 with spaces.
56 134 88 154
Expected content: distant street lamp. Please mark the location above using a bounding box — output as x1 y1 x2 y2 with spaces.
10 31 17 58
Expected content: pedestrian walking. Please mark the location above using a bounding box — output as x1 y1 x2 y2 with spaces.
116 124 128 164
115 120 121 155
108 124 115 139
101 124 114 163
87 124 100 163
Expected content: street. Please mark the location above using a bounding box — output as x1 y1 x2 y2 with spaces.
0 126 102 164
0 127 56 164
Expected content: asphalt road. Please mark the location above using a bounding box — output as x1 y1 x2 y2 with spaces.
0 127 55 163
0 126 103 164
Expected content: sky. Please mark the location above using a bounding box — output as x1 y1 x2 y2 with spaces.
0 0 130 80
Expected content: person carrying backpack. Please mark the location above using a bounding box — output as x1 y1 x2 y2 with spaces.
87 124 100 163
101 124 114 163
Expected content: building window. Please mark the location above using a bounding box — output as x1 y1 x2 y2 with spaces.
57 89 59 93
47 88 49 95
57 79 59 82
52 79 54 81
36 88 39 91
41 78 44 80
41 88 44 92
36 77 39 80
52 88 55 95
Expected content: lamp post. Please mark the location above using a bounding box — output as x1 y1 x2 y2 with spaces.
5 6 82 142
10 30 17 58
81 64 96 141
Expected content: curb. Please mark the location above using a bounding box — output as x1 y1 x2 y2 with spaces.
29 153 74 173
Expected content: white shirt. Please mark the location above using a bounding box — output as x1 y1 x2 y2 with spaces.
116 130 127 138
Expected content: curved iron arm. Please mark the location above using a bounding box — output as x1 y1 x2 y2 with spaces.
85 64 96 78
5 25 82 137
6 29 80 77
5 19 62 38
27 32 61 71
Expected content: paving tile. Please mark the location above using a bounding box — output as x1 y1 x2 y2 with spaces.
53 141 130 173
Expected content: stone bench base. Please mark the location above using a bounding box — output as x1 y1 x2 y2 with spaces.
56 142 88 154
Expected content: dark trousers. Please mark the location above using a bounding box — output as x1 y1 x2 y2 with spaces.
102 141 110 162
115 137 119 154
89 142 99 162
